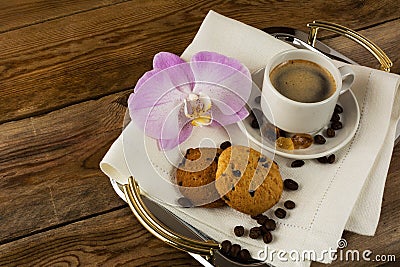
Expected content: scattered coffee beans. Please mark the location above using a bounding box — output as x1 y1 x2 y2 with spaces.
220 141 232 150
326 128 335 138
262 231 273 244
249 227 262 239
259 225 268 234
264 219 276 231
330 113 340 122
283 179 299 190
275 208 287 219
328 154 336 164
234 226 245 237
220 240 232 255
331 121 343 130
256 215 269 225
291 159 305 168
335 104 343 114
284 200 296 209
230 244 241 258
177 197 193 208
317 156 328 163
251 214 262 220
317 155 336 164
314 134 326 144
239 249 252 262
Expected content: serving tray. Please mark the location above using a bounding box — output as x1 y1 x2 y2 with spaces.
111 21 395 267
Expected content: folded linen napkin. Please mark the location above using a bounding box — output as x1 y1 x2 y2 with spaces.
100 11 400 266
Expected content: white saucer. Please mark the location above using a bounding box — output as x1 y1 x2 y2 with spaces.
238 68 360 159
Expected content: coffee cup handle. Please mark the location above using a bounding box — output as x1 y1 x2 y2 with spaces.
338 65 355 94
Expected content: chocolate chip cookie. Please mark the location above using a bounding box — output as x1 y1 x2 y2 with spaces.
215 146 283 215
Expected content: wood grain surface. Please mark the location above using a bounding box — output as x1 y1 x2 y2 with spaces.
0 0 399 266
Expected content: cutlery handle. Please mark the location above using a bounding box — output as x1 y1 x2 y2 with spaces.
307 21 392 72
123 176 220 256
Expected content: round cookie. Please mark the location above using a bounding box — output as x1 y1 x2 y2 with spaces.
175 147 225 208
215 145 283 215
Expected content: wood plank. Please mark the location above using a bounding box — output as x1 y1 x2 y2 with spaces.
1 0 399 123
323 19 400 73
0 0 128 33
0 208 200 266
0 91 131 242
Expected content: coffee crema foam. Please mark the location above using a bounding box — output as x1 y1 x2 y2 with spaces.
270 59 336 103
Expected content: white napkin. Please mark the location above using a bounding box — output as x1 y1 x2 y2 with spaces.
100 11 400 266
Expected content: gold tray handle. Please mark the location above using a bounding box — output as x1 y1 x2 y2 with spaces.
123 176 220 256
307 21 392 72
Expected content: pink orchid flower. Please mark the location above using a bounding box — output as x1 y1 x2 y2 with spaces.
128 51 252 150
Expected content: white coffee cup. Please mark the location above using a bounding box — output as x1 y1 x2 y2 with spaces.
261 49 355 133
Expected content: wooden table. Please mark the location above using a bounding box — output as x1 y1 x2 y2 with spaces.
1 1 399 266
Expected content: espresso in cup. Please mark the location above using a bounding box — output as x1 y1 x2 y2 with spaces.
269 59 336 103
261 50 355 134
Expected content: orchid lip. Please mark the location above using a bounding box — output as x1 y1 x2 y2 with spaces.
183 92 212 126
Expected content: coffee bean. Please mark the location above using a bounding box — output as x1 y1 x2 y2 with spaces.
331 121 343 130
220 240 232 255
330 112 340 122
239 249 252 262
291 160 305 168
335 104 344 114
274 208 286 219
259 225 268 234
232 170 241 177
314 134 326 144
251 214 262 220
328 154 336 164
254 95 261 104
279 129 288 138
250 118 260 129
249 227 262 239
220 141 232 150
283 179 299 190
317 156 328 163
234 226 245 237
326 128 335 138
262 232 273 244
230 244 241 258
256 215 269 225
284 200 296 209
264 219 276 231
178 197 193 208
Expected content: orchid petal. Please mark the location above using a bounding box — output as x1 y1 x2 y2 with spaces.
158 122 193 150
133 69 159 93
133 53 194 95
210 105 249 126
153 52 186 69
190 51 252 115
153 52 194 94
